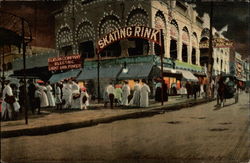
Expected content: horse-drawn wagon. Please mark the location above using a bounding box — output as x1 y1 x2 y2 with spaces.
217 75 238 107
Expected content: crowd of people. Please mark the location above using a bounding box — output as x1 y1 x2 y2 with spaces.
103 79 151 108
1 74 244 121
0 78 90 121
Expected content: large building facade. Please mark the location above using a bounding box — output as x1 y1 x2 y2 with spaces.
52 0 234 95
54 0 230 75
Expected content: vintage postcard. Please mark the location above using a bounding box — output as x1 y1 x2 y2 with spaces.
0 0 249 162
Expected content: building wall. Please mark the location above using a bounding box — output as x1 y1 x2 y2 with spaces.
0 1 63 48
0 1 65 76
54 0 232 76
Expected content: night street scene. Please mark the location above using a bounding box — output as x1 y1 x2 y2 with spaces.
0 0 249 163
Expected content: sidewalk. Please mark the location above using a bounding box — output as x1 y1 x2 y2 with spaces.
1 96 211 138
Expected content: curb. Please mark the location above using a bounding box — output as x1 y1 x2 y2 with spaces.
1 98 214 139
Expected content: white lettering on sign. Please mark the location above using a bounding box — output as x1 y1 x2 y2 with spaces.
97 26 161 53
48 54 82 71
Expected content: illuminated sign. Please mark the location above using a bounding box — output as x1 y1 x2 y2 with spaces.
48 54 81 71
199 38 234 48
97 26 161 53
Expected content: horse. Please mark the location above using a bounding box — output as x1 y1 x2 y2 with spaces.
217 77 226 107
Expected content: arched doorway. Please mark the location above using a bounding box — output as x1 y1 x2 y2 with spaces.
100 41 121 58
182 27 189 63
182 44 188 62
154 10 166 56
128 38 149 56
170 40 177 60
192 32 198 65
79 41 94 59
192 48 196 64
200 37 209 66
170 20 179 60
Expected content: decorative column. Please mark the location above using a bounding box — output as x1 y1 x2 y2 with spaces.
177 30 183 61
187 45 192 64
196 48 200 65
165 28 171 58
72 43 78 54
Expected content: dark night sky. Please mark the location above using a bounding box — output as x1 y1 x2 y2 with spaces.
1 0 249 59
192 1 249 59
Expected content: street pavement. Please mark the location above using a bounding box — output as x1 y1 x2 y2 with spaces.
1 95 209 138
1 92 249 163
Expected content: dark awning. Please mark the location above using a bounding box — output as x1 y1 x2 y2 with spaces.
117 63 159 80
49 69 81 84
77 65 122 81
13 52 57 71
13 66 51 81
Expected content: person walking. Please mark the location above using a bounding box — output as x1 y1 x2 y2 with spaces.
28 79 36 114
37 83 49 108
46 82 55 108
155 79 162 102
80 87 89 110
71 80 81 109
62 80 72 109
1 80 16 120
140 79 151 107
121 81 130 106
186 81 191 99
129 80 141 107
18 80 26 113
105 82 115 109
114 84 122 106
34 85 42 114
55 82 63 110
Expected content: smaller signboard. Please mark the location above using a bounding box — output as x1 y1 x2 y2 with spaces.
199 38 234 48
48 54 82 71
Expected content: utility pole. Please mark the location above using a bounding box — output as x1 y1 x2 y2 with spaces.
160 29 164 106
207 1 213 98
22 18 28 124
1 46 5 96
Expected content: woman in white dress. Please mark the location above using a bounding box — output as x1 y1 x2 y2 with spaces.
71 80 81 109
55 82 62 110
62 80 72 109
38 84 49 108
129 80 141 107
46 82 55 107
121 81 130 106
140 79 151 107
1 80 20 120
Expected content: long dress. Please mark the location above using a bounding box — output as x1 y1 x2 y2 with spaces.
39 86 49 108
140 83 151 107
121 84 130 106
155 82 162 102
62 83 72 109
129 83 141 107
55 86 62 104
46 85 55 107
80 90 89 110
114 88 122 105
1 84 14 120
71 82 80 109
